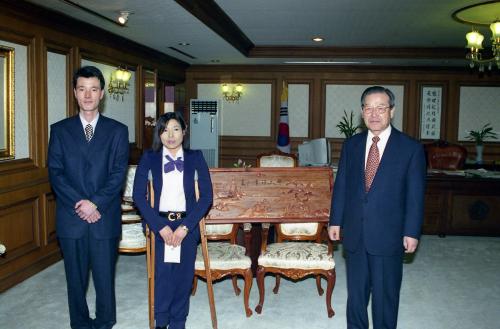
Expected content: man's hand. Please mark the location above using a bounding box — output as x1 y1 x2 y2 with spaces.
328 225 341 241
403 236 419 253
85 210 101 223
75 200 100 223
159 226 174 246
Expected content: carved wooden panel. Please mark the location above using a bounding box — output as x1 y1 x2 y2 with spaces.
44 193 57 245
0 198 39 264
423 193 445 234
206 167 333 224
450 195 500 233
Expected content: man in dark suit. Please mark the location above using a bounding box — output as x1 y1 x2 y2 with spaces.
328 86 426 329
48 66 129 329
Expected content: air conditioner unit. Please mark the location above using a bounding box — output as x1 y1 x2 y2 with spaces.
189 99 219 167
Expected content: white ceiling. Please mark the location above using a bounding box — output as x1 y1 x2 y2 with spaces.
24 0 499 68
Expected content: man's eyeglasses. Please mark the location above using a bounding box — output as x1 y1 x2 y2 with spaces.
362 105 392 115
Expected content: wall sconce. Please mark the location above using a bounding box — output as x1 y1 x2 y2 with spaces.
108 67 132 101
221 83 243 102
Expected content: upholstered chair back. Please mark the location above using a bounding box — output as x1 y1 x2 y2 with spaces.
122 165 137 201
424 141 467 170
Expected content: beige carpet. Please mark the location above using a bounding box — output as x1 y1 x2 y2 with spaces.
1 235 499 329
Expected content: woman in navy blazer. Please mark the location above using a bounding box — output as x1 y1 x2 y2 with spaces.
133 112 213 329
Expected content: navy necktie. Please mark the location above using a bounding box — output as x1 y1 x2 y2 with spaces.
164 155 184 173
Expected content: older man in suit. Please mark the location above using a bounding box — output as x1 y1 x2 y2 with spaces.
48 66 129 329
329 86 426 329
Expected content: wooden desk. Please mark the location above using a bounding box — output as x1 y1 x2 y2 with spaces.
424 174 500 236
200 167 333 328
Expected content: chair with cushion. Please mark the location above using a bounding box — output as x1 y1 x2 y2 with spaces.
255 222 336 317
255 150 335 317
119 165 146 253
192 223 253 317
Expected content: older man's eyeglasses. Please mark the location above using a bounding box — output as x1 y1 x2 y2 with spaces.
362 105 391 115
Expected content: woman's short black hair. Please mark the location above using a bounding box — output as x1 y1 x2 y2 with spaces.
152 112 187 152
72 66 106 90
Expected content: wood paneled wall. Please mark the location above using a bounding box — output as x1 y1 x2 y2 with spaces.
185 66 500 167
0 0 187 292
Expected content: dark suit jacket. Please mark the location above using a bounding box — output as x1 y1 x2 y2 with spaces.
330 127 426 256
48 114 129 239
132 149 213 240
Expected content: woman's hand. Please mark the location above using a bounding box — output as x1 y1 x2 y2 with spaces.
171 226 188 247
159 226 174 245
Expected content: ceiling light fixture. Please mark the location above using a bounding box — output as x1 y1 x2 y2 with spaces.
117 11 131 25
221 83 243 103
312 36 324 42
108 67 132 101
465 22 500 71
453 2 500 72
284 61 372 64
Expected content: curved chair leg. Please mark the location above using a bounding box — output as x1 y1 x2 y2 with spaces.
231 275 241 296
191 275 198 296
243 268 253 317
316 275 324 296
326 269 336 318
255 266 266 314
273 274 281 294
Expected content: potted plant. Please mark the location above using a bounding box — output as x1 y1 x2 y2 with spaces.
336 110 362 138
466 123 498 163
233 158 251 168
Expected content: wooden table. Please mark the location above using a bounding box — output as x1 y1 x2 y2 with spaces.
199 167 333 329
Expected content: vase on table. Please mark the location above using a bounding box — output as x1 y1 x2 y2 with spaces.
475 144 483 164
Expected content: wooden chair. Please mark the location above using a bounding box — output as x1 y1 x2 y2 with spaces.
192 223 253 317
119 165 146 253
424 140 467 170
256 150 298 168
255 222 336 317
255 150 335 317
146 177 218 329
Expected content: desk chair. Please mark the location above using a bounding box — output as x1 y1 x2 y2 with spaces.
425 140 467 170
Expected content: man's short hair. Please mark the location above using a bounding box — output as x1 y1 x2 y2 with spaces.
360 86 395 108
72 66 106 90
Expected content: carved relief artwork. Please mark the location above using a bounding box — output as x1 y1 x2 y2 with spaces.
206 168 333 222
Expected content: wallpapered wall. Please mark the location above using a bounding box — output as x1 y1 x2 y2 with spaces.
47 51 67 132
196 82 405 139
197 83 310 137
325 84 404 138
458 86 500 141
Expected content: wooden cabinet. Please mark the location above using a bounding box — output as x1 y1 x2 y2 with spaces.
424 175 500 236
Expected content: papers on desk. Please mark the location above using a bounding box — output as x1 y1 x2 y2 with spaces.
428 169 465 176
428 168 500 179
164 243 181 263
465 169 500 179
